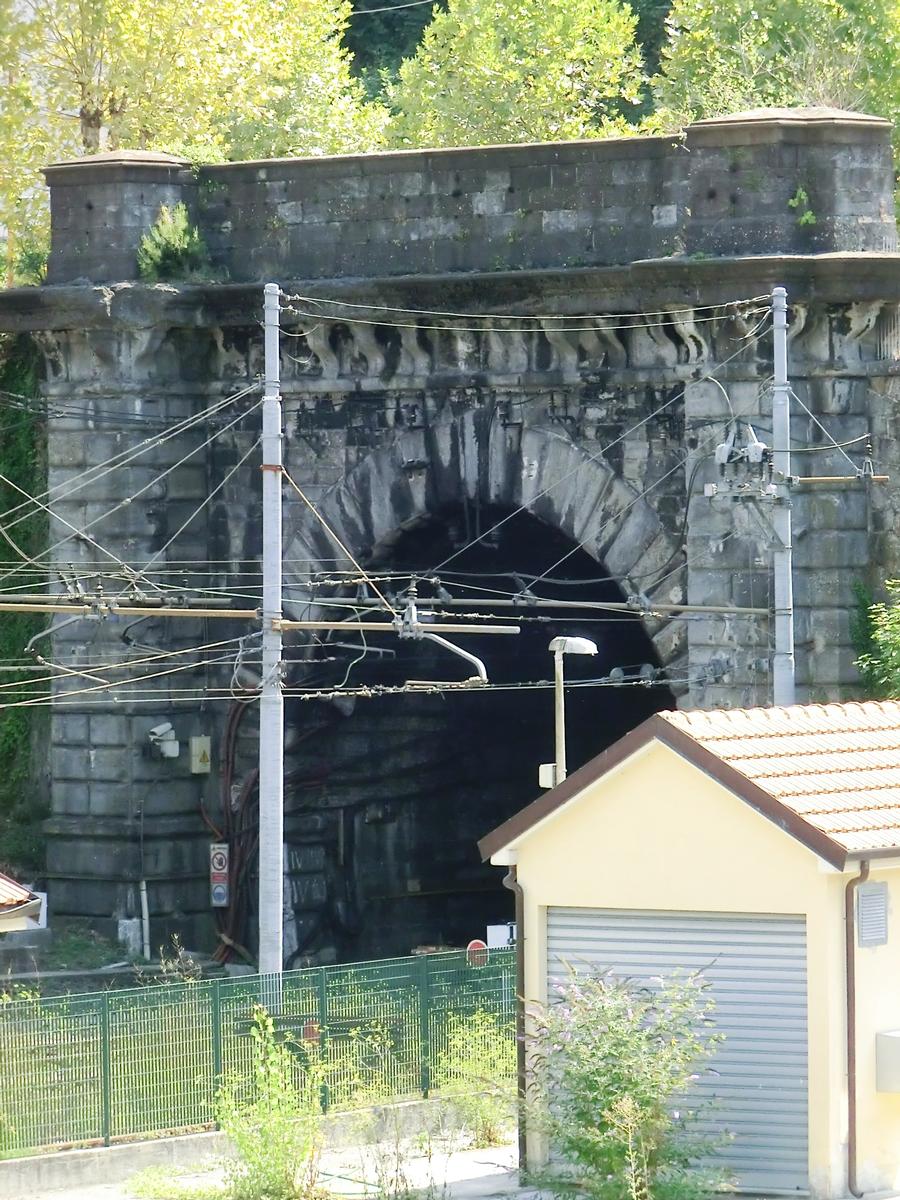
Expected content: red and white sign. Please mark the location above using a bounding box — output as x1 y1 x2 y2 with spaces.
466 938 489 967
210 842 229 908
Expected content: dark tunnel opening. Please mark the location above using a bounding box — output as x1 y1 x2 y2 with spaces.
264 506 676 965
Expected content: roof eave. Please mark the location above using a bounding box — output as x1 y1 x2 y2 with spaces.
478 712 850 871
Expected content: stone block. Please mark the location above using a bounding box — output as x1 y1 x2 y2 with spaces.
541 209 592 235
88 714 129 746
793 529 869 569
57 714 89 744
51 746 90 780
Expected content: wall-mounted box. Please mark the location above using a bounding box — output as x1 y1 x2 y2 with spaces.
876 1030 900 1092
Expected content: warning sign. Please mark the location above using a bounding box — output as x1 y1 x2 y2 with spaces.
210 842 229 907
190 735 212 775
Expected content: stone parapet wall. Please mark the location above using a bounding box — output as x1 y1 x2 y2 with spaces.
44 110 896 285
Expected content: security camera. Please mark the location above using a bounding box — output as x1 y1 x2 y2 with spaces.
148 722 180 759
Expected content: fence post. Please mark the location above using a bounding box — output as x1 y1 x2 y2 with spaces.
418 955 431 1098
317 967 330 1112
211 979 223 1122
99 993 112 1147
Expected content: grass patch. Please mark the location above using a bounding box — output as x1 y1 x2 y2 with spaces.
127 1165 224 1200
39 918 128 971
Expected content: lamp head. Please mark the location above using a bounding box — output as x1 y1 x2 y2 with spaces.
549 636 598 656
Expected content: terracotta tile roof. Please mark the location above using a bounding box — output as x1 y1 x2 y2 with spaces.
0 871 36 912
661 701 900 854
480 701 900 867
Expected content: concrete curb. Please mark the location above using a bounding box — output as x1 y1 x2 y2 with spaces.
0 1097 459 1198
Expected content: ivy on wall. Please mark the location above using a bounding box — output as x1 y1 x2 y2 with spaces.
0 334 48 874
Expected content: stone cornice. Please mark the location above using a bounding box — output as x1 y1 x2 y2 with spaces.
2 253 900 334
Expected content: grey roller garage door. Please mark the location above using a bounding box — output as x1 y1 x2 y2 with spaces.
547 907 808 1195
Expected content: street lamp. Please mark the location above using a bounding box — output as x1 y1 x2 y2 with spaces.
543 636 598 788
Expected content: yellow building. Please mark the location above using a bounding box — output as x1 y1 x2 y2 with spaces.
480 700 900 1200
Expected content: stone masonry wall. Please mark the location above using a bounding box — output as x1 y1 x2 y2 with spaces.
45 110 896 285
0 107 897 957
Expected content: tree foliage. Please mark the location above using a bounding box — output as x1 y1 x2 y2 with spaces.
386 0 646 148
346 0 447 94
0 336 47 874
652 0 900 132
0 0 386 275
853 581 900 698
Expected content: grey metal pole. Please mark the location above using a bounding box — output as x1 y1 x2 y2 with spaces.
771 286 796 706
259 283 284 976
554 649 566 783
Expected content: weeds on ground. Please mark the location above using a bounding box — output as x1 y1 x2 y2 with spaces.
433 1008 515 1147
347 1103 461 1200
216 1006 327 1200
127 1165 224 1200
37 918 124 971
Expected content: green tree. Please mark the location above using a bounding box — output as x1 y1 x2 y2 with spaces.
1 0 386 282
652 0 900 132
853 580 900 697
346 0 447 95
386 0 646 148
0 1 56 286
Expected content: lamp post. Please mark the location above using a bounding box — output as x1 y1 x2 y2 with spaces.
548 636 597 785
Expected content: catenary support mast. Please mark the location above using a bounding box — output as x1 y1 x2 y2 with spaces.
259 283 285 976
771 286 795 706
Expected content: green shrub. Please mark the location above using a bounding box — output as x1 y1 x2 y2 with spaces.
433 1009 515 1147
531 968 730 1200
216 1006 325 1200
137 203 211 283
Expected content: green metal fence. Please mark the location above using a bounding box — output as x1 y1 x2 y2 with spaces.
0 948 515 1159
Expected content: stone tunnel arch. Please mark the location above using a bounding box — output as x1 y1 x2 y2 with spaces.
282 412 687 677
267 414 685 963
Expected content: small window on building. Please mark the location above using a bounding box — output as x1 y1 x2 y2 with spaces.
857 882 888 948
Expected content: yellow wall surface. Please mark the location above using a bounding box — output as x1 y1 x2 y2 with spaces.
507 740 900 1198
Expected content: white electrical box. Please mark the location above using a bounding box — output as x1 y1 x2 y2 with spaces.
487 923 516 948
876 1030 900 1092
190 735 212 775
539 762 557 789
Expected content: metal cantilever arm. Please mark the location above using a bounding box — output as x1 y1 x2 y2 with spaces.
418 631 488 683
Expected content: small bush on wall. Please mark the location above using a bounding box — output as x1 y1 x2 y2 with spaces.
137 204 212 283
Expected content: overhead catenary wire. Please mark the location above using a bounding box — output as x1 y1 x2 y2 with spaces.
280 302 770 337
280 291 771 324
787 386 860 470
0 467 168 591
0 401 264 591
0 670 709 710
0 381 261 532
125 437 263 596
427 308 772 578
0 636 249 693
281 469 398 616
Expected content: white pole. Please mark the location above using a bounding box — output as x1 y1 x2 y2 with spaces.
259 283 284 976
771 286 795 707
554 649 566 784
